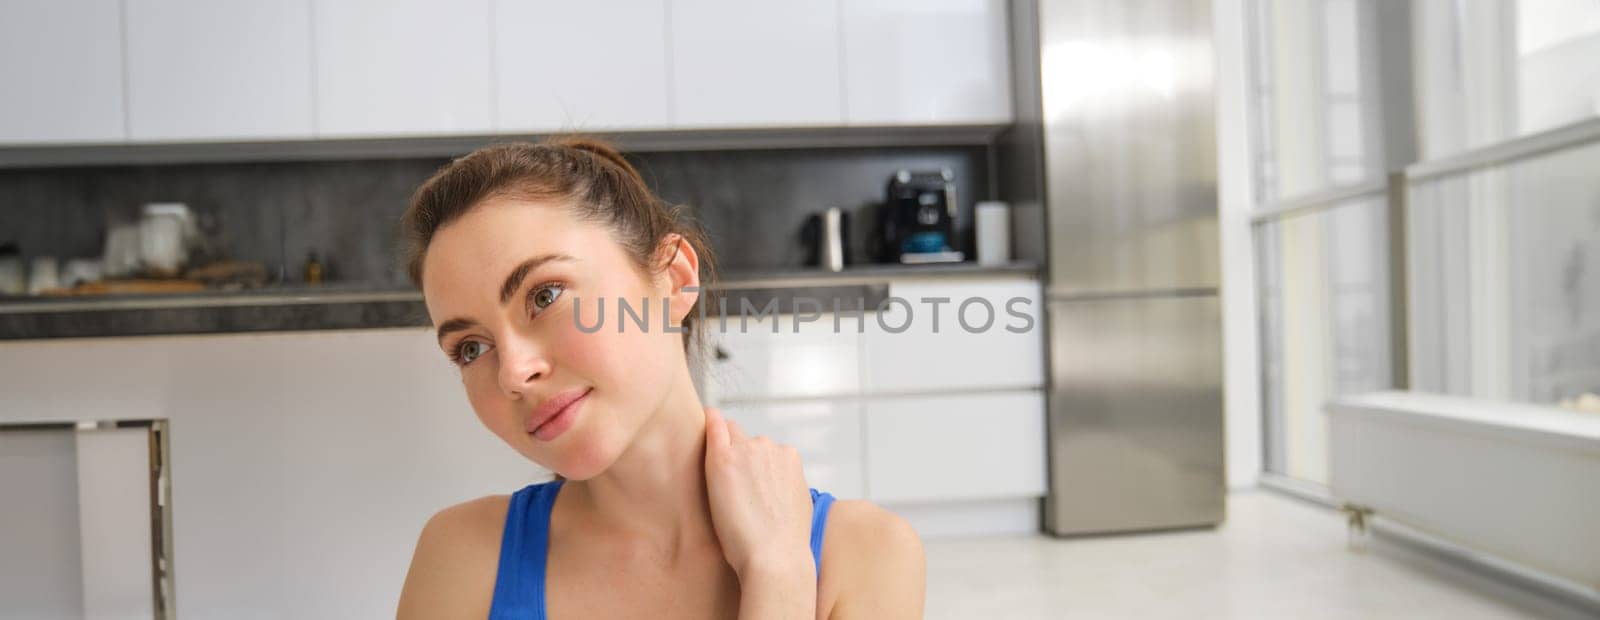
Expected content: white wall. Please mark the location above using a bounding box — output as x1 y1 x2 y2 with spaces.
0 329 542 619
1214 0 1263 490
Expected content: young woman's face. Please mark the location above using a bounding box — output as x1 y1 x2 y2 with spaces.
420 198 695 479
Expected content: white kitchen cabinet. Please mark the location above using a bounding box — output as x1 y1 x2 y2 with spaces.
493 0 669 132
312 0 493 137
841 0 1012 125
125 0 314 141
719 399 865 499
863 390 1047 504
864 278 1044 393
702 312 862 402
668 0 843 128
0 0 125 144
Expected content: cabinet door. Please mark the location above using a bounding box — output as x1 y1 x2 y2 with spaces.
863 390 1046 503
0 0 125 144
841 0 1011 125
703 313 862 402
863 278 1044 393
313 0 492 137
125 0 314 141
668 0 842 128
494 0 669 132
720 399 864 500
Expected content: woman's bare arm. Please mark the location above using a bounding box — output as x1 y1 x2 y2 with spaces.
395 497 505 620
736 551 820 619
822 500 926 619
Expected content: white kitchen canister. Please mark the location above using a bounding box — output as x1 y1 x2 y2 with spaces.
975 201 1011 266
139 203 194 278
27 256 60 295
102 221 142 279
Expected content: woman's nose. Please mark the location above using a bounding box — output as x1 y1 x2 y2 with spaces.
497 335 551 399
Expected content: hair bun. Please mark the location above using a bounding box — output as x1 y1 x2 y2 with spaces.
547 136 644 184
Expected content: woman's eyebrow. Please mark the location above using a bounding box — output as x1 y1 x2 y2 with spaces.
434 253 577 347
498 253 576 304
435 317 478 348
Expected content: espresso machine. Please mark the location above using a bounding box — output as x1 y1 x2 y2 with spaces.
879 168 964 264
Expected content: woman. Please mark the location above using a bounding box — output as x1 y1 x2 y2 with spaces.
395 138 925 619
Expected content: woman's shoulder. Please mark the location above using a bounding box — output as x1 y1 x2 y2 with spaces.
396 493 513 619
819 499 926 619
424 493 515 540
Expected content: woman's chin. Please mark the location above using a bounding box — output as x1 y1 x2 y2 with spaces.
549 457 611 481
541 435 622 481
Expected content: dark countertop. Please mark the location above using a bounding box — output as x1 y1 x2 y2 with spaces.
0 261 1039 341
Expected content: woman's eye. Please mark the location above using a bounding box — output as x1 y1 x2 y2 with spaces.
456 340 489 365
531 284 565 315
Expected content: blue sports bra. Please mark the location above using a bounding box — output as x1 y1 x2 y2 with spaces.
487 479 836 619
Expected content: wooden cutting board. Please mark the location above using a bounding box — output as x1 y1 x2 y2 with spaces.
43 279 208 296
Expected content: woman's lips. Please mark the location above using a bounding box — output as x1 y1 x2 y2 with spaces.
528 387 591 441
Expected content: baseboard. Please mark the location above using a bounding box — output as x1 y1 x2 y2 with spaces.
882 496 1041 539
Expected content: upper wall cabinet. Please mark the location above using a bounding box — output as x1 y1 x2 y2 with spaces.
493 0 670 132
0 0 125 144
313 0 493 137
0 1 1011 148
125 0 315 141
669 0 843 128
840 0 1012 125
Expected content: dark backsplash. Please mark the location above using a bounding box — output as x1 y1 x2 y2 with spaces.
0 144 990 286
638 147 990 274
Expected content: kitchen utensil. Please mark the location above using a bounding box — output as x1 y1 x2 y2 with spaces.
62 259 104 288
185 260 269 289
58 279 206 296
802 207 851 271
139 202 198 278
819 207 846 272
27 256 60 295
803 207 849 271
103 221 142 278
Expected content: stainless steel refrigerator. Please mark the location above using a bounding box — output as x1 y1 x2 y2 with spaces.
1001 0 1225 535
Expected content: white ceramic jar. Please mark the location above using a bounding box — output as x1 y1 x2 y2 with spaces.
27 256 60 295
139 203 195 278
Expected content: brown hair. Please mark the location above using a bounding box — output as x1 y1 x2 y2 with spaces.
399 137 719 356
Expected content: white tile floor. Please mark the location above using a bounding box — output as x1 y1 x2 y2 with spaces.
923 491 1594 619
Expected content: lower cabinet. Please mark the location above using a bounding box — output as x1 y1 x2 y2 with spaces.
702 314 863 402
699 277 1049 535
717 390 1048 508
863 390 1048 504
718 399 865 500
863 278 1045 393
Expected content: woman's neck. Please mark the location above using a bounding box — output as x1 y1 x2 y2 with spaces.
566 362 719 558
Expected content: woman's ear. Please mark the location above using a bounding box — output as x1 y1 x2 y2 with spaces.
659 234 701 323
